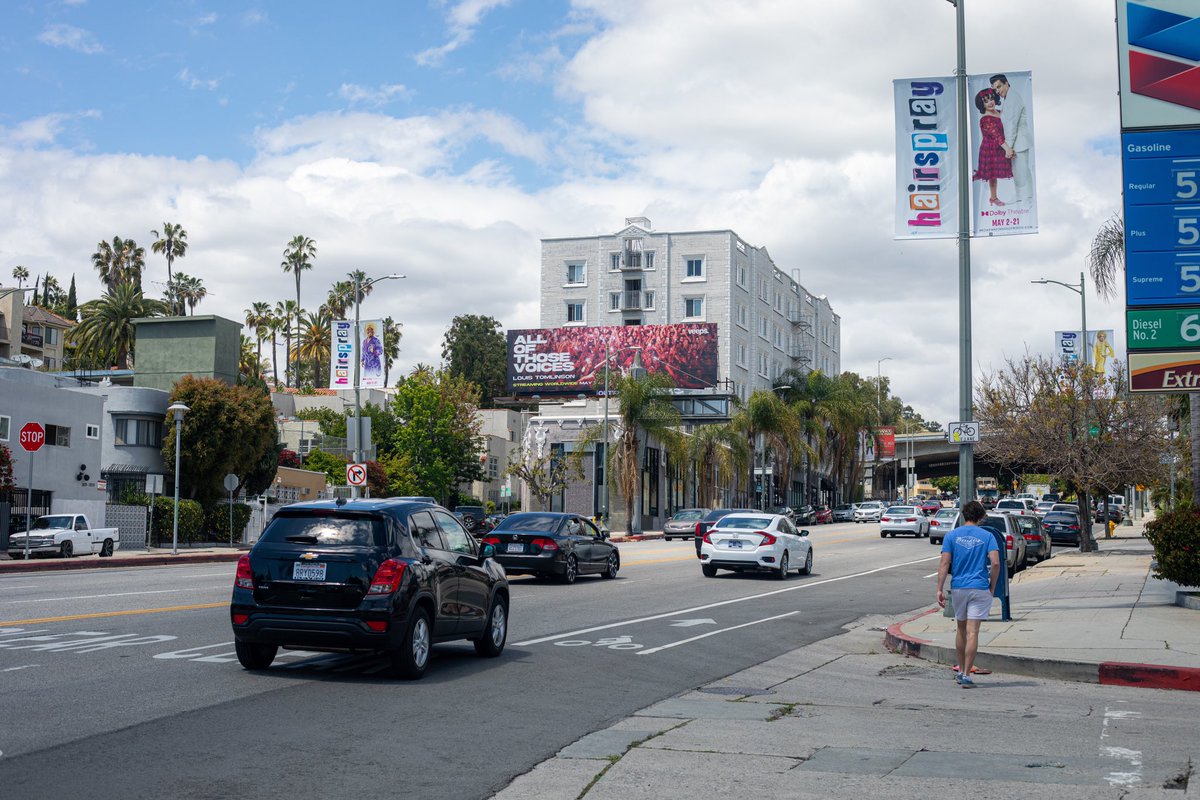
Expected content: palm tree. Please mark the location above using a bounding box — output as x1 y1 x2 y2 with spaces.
326 280 354 318
173 273 207 314
281 235 317 387
687 422 749 508
296 308 332 388
1088 213 1200 504
73 283 169 369
245 301 272 372
91 236 146 292
274 299 300 387
238 334 260 381
11 265 28 287
39 274 63 310
730 389 801 510
775 369 850 504
382 316 403 386
150 223 188 314
266 309 284 387
346 269 373 304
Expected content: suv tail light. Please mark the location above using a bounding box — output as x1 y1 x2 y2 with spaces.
1005 534 1014 550
235 555 254 590
758 532 777 545
368 559 407 595
531 537 559 552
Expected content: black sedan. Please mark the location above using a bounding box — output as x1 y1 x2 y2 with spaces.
1043 511 1083 546
481 512 619 584
230 499 509 680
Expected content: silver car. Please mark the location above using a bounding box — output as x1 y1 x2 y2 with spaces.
979 512 1027 574
663 508 709 541
853 501 885 523
928 508 963 545
832 503 856 522
879 506 930 538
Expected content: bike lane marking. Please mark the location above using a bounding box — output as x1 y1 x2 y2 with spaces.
512 555 939 646
635 610 803 656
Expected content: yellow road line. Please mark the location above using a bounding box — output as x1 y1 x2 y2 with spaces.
0 601 226 627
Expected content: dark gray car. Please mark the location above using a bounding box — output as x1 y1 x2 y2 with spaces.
664 508 710 541
1015 514 1052 563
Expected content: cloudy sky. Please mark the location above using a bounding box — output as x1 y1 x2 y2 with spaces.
0 0 1132 423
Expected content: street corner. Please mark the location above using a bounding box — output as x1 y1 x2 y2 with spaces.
883 607 941 658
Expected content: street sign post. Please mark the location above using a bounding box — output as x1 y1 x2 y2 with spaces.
145 474 164 550
346 463 367 487
223 474 239 547
18 422 44 559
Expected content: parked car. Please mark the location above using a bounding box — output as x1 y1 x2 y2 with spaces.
853 501 885 523
1051 503 1080 513
832 503 857 523
788 505 817 526
1015 514 1052 563
453 505 491 534
813 506 833 524
918 497 943 516
7 513 120 559
694 508 758 556
994 499 1031 516
699 512 813 579
1033 501 1056 517
664 508 710 541
928 508 963 545
1042 511 1083 546
979 512 1027 574
879 506 930 538
229 499 509 679
481 512 619 584
1094 504 1124 524
1041 493 1061 502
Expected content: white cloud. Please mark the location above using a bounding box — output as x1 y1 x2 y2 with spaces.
242 9 267 26
193 12 218 26
37 24 103 54
338 83 411 107
1 110 101 146
178 68 220 91
416 0 511 66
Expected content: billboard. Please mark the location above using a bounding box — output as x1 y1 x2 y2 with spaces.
507 323 718 395
894 76 959 239
330 319 385 389
969 70 1037 236
875 426 896 459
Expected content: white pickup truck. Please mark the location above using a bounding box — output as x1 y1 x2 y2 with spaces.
8 514 120 559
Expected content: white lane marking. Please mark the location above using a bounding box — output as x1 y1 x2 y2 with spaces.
2 664 40 672
638 610 802 655
670 618 716 627
155 643 235 660
924 572 939 579
513 555 939 646
1 587 226 604
1101 704 1144 786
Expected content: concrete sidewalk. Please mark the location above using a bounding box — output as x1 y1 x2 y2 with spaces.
0 546 244 573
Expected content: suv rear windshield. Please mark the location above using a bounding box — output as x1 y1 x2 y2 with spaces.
996 500 1024 509
261 513 386 548
979 516 1008 534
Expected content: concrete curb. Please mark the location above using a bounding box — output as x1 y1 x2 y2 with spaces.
609 534 665 543
0 551 244 574
883 607 1200 692
1177 591 1200 611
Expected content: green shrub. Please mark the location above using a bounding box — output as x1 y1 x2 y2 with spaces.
151 497 205 545
205 503 253 545
1144 506 1200 588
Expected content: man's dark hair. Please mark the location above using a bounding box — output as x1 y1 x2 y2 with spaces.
989 74 1008 87
962 500 986 523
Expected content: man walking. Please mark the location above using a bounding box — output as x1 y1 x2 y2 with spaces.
936 500 1000 687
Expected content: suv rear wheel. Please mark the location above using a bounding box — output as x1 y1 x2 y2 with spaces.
393 606 432 680
474 596 508 657
235 641 277 670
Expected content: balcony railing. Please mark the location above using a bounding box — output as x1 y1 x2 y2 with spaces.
789 345 813 363
622 251 642 269
21 332 43 348
620 290 654 311
787 310 813 330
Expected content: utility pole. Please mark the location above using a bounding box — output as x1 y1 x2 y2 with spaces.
953 0 976 503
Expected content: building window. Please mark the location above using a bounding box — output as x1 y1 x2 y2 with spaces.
114 417 163 447
736 342 747 368
623 238 643 269
0 415 9 441
610 252 621 270
566 262 585 285
758 353 768 377
86 424 100 439
683 297 703 318
736 264 747 288
759 318 769 339
45 424 70 447
609 292 621 311
773 327 782 348
566 301 585 323
736 303 747 329
685 257 704 278
45 328 59 346
645 251 655 269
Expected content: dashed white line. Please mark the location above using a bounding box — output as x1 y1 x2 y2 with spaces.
637 611 802 655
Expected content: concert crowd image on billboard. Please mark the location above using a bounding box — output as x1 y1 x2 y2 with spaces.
507 323 719 395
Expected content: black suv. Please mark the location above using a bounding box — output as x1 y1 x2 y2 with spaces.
230 499 509 679
454 505 490 534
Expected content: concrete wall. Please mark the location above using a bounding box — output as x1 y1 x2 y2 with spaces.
132 315 241 391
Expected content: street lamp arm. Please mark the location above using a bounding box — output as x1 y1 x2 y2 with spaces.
1030 278 1081 295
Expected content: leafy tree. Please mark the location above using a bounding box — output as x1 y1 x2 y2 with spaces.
11 265 28 287
390 367 484 505
506 434 583 511
441 314 506 406
238 334 260 382
303 448 349 486
279 449 302 468
297 406 346 437
365 460 388 497
73 283 170 369
151 222 188 314
65 275 77 319
0 443 14 500
687 422 748 508
931 476 959 494
266 309 285 387
162 376 279 507
976 354 1168 551
91 236 146 292
282 235 317 388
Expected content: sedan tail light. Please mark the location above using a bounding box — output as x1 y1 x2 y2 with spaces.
702 531 713 544
1068 524 1080 531
235 555 254 590
530 537 559 552
758 532 777 545
481 535 500 546
881 517 891 523
905 517 918 523
368 559 407 595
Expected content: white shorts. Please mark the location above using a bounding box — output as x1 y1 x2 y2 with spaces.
951 588 993 621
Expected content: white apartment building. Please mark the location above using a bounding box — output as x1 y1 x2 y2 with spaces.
539 217 840 399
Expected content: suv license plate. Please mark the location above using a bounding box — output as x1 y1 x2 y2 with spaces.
293 562 327 581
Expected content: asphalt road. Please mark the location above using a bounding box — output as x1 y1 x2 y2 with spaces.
0 522 947 799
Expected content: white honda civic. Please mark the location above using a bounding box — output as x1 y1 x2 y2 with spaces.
699 512 813 580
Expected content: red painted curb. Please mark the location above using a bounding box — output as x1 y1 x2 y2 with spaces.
1099 662 1200 692
0 552 243 574
883 607 939 655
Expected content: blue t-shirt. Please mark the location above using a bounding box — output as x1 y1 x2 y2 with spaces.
941 524 1000 590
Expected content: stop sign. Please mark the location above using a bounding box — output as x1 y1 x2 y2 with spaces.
19 422 45 452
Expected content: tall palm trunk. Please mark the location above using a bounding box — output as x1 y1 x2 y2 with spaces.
294 274 302 388
270 331 279 386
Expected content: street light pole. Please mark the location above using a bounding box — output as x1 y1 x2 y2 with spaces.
351 272 405 498
1031 272 1088 367
167 402 189 555
952 0 976 504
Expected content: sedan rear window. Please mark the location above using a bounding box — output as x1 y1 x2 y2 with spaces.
261 513 385 547
885 507 917 515
1043 512 1079 523
718 516 774 529
493 513 562 533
